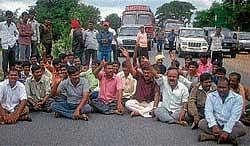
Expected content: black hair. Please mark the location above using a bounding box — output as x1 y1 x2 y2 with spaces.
122 61 127 68
92 59 101 65
21 12 29 17
30 54 38 59
52 58 61 66
60 64 68 69
184 55 192 61
22 61 31 67
29 9 36 15
167 66 179 75
171 60 180 68
67 53 74 57
217 67 227 75
229 72 241 82
113 60 121 66
200 73 212 82
82 61 89 66
15 61 23 66
31 64 41 73
200 53 209 58
189 61 199 69
67 66 79 75
8 68 18 74
5 10 13 17
59 53 67 61
217 77 230 86
46 54 53 59
152 64 160 72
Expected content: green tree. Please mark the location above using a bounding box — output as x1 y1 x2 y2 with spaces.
33 0 101 40
194 1 250 31
105 13 121 31
29 0 101 56
156 1 196 25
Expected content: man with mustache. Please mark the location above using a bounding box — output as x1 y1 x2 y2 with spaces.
152 66 189 125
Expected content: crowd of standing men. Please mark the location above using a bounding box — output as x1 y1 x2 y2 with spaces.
0 10 250 146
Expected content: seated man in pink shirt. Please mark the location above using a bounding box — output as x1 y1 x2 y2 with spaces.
197 53 212 76
91 61 124 115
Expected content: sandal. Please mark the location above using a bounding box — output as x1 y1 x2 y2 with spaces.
77 114 88 121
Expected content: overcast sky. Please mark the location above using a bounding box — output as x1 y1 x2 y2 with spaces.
0 0 215 18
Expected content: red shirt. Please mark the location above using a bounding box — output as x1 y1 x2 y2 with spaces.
17 22 32 45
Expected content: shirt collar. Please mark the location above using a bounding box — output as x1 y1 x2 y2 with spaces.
68 78 83 87
4 21 14 26
31 75 45 83
6 79 18 89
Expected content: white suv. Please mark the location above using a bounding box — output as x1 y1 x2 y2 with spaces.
176 27 209 57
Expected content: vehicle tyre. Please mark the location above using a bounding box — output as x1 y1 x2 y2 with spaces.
231 52 236 58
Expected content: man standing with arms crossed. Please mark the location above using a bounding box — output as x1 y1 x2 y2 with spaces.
136 26 148 58
210 27 224 67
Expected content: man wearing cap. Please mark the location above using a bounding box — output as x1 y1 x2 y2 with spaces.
136 26 148 58
96 21 113 62
154 54 166 75
71 19 85 64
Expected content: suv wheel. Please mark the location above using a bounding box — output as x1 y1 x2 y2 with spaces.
231 52 236 58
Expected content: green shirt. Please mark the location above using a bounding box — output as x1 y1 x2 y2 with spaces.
80 69 98 91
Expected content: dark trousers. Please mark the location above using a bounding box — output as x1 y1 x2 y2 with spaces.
90 98 117 115
2 45 16 76
111 44 118 61
31 41 40 59
169 41 174 52
157 40 164 52
73 49 84 64
85 49 97 64
43 42 52 56
211 51 223 66
198 119 246 139
138 47 149 58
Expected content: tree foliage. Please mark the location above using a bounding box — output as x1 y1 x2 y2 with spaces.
105 13 121 31
194 1 250 31
156 1 196 25
32 0 101 40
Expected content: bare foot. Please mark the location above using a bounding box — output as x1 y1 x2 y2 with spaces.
130 111 140 117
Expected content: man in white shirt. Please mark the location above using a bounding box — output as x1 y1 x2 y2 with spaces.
152 67 189 126
210 27 224 66
0 69 31 124
0 11 19 78
83 20 98 64
28 10 40 58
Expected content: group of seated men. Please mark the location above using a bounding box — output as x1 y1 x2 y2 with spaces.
0 48 249 145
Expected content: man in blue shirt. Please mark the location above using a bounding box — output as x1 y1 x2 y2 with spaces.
198 77 246 145
96 21 113 62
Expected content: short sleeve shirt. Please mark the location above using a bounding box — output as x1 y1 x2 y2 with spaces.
98 71 122 103
0 80 27 112
58 77 90 104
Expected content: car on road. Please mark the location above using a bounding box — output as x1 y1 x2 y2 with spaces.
117 25 140 56
238 32 250 52
176 27 209 57
204 27 237 58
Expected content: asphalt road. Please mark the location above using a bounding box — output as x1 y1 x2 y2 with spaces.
0 47 250 146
